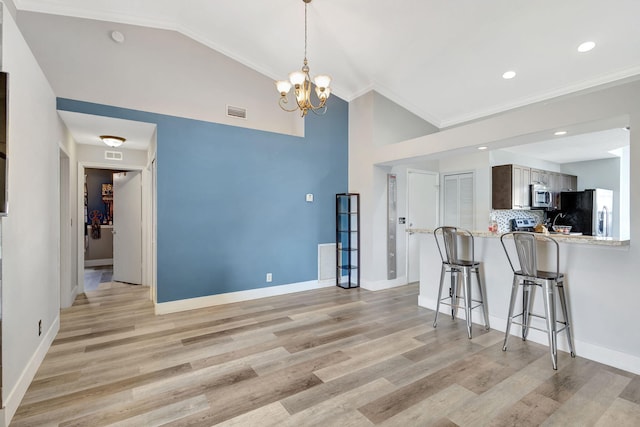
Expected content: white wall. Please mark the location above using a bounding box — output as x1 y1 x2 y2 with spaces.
1 2 64 422
373 92 439 147
76 144 149 167
16 11 304 138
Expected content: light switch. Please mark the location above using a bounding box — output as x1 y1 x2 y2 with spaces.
306 193 314 202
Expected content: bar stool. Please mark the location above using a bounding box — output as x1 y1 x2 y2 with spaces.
433 226 490 338
500 232 575 369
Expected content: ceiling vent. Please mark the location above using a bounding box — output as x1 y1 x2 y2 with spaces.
105 150 123 161
226 105 247 119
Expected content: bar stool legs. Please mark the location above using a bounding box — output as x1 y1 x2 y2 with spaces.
433 264 489 339
502 277 576 370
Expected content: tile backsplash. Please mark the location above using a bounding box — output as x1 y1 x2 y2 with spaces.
491 210 544 233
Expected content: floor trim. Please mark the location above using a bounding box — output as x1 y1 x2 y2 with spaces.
154 280 334 315
3 315 60 425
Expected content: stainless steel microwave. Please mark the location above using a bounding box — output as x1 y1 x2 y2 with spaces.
530 183 551 208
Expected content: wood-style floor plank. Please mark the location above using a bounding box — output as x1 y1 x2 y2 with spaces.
10 281 640 426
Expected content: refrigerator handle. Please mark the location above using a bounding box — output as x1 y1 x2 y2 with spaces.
600 206 608 236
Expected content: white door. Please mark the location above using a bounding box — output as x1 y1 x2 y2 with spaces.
443 172 474 230
407 170 439 283
113 171 142 285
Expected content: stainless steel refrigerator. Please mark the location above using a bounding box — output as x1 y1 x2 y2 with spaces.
560 189 613 237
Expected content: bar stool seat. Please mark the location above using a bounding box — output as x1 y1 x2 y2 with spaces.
500 232 576 369
433 226 490 339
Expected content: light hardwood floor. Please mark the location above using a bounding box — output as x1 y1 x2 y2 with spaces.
12 282 640 426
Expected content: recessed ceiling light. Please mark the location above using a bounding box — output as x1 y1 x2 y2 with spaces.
577 41 595 53
110 30 125 43
502 70 516 79
554 131 567 136
478 146 488 150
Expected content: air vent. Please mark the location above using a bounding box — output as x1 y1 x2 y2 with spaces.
105 151 123 161
226 105 247 119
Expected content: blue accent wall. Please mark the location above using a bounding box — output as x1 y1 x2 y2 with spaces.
58 97 348 303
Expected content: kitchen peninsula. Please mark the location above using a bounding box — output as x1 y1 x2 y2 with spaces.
409 228 636 374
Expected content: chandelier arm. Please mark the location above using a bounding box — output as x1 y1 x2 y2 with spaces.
309 105 328 116
278 96 301 113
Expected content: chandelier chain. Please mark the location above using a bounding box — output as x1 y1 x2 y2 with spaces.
304 2 308 62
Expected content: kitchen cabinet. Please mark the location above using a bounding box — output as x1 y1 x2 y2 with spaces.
530 168 549 185
560 174 577 191
492 164 531 209
493 165 578 210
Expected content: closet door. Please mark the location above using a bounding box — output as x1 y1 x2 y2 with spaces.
442 172 474 230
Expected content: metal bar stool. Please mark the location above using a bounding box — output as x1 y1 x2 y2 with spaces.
433 226 490 338
500 232 576 369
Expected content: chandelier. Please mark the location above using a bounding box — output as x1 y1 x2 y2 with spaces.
275 0 331 117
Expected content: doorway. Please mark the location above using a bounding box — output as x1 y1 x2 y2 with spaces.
77 163 151 296
59 148 74 307
406 169 439 283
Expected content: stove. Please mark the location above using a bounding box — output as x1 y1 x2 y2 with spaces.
510 217 537 232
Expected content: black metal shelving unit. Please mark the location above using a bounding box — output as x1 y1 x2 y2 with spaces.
336 193 360 288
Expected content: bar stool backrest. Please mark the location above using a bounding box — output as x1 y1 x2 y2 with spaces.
500 232 561 278
514 233 538 276
434 226 475 265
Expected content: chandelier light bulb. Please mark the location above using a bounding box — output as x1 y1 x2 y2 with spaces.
276 80 292 95
313 75 331 90
289 71 306 86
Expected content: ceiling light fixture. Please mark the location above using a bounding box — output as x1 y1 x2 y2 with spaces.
502 70 516 80
478 146 488 150
554 131 567 136
100 135 126 148
275 0 331 117
577 41 595 53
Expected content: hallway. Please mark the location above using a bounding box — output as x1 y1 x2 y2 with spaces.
83 266 113 292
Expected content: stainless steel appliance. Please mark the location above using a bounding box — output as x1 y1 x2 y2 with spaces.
510 217 537 231
560 189 613 237
530 183 551 209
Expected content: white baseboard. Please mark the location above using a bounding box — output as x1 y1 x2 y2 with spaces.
154 280 334 315
418 294 640 375
3 315 60 426
317 278 335 287
361 276 408 291
84 258 113 267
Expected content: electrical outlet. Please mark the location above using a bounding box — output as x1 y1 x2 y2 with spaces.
266 273 273 282
38 319 42 336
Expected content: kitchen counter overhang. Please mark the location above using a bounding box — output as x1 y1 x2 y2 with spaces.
407 228 629 247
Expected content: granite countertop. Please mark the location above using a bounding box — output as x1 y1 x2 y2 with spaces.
407 228 630 247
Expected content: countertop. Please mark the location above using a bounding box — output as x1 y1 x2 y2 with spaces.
407 228 630 247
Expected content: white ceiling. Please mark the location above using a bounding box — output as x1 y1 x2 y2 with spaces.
57 111 156 151
499 127 630 164
13 0 640 129
11 0 639 159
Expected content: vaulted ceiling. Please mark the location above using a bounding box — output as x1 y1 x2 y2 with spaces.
11 0 640 129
